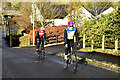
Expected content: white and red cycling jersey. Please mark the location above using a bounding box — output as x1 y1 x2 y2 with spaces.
39 30 45 38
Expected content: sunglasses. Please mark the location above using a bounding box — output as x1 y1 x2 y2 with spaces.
69 25 73 27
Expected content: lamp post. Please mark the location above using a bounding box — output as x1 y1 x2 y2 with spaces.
3 15 8 38
32 2 35 46
8 16 12 47
4 15 12 47
3 10 21 47
3 15 13 47
3 18 6 38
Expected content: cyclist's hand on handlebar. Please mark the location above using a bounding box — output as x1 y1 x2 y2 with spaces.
77 43 80 50
37 38 39 43
44 40 47 45
77 43 80 47
65 44 68 48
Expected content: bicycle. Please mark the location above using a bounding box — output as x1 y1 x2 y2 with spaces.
36 40 45 60
63 47 78 73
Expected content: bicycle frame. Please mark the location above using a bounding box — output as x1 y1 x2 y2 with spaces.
37 38 44 51
36 39 45 60
67 47 73 56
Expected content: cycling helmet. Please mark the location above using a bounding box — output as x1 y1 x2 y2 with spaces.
41 27 44 31
68 21 74 26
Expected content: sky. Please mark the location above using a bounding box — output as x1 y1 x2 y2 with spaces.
1 0 120 2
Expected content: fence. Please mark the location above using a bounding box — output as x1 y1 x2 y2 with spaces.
83 34 120 51
19 34 64 47
46 35 64 44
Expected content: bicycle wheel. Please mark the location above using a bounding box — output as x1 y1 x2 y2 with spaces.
70 53 77 72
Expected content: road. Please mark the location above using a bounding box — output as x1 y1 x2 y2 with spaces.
0 29 2 79
43 44 120 65
2 45 120 78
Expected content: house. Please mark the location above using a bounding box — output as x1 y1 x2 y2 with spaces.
30 4 114 27
83 6 114 17
65 6 93 27
42 6 93 26
100 7 114 15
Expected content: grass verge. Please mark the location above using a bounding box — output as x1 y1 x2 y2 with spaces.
77 47 120 56
46 52 120 73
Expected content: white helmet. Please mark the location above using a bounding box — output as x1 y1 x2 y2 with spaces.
41 27 44 31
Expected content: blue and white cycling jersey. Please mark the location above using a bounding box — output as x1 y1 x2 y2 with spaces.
65 27 76 39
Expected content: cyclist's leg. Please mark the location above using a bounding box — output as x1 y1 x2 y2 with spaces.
41 39 45 58
40 38 45 59
36 38 40 51
70 46 74 53
41 39 44 50
35 36 37 45
65 48 68 55
64 44 69 69
65 44 71 60
39 38 42 51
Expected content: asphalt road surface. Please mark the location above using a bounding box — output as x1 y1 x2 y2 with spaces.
28 44 119 66
0 29 2 79
2 46 120 78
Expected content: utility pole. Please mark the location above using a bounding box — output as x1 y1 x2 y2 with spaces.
32 2 35 46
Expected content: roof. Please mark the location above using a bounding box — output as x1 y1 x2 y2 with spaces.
83 6 110 16
2 10 22 17
101 7 114 15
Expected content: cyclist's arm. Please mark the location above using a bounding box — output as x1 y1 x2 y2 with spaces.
44 31 46 40
36 31 39 38
64 29 67 44
75 28 78 45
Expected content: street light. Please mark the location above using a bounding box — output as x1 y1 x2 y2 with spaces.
3 10 22 47
8 16 12 47
4 15 13 47
32 2 35 46
3 17 6 38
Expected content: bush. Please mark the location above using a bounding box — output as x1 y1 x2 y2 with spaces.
19 35 30 47
82 6 120 48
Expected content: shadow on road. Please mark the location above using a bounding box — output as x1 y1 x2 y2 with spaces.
77 58 88 72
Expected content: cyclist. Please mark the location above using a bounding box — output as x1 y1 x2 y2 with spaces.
64 21 79 60
36 27 46 51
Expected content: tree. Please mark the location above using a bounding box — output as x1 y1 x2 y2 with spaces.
2 2 33 31
35 2 68 27
66 2 83 34
110 2 120 9
67 2 83 26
